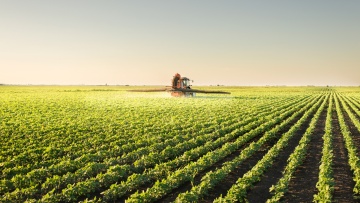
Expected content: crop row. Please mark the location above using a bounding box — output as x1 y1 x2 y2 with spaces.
1 96 292 180
266 94 329 202
3 86 359 202
219 94 328 202
335 94 360 195
1 93 312 201
43 95 316 202
175 94 326 202
313 94 334 202
124 95 322 202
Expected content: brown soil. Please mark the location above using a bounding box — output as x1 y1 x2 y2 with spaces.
245 110 314 202
157 108 306 203
96 96 359 203
332 101 356 202
280 102 327 202
341 99 360 157
157 128 268 203
197 143 271 203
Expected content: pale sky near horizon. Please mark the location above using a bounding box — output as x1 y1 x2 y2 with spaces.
1 1 359 86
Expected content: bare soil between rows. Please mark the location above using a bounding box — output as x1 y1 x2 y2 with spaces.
342 98 360 158
280 101 328 202
99 96 359 203
245 105 315 202
332 100 355 202
158 102 314 203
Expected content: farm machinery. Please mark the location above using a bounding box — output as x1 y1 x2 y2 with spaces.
128 73 230 97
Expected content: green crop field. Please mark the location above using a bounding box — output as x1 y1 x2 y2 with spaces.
1 86 360 202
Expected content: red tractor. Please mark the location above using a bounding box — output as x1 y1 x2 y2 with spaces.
170 73 194 97
129 73 230 97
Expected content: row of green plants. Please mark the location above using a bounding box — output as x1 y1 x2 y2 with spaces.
0 89 301 169
335 94 360 195
217 95 328 202
61 95 313 203
266 95 329 202
175 95 325 202
124 96 319 203
1 104 217 177
340 94 360 134
1 91 308 201
2 95 263 189
313 95 334 202
1 86 347 202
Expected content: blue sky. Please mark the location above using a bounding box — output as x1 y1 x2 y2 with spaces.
1 1 359 85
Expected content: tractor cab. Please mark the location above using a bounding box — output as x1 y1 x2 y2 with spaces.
128 72 230 97
171 73 194 97
172 73 191 89
181 77 191 89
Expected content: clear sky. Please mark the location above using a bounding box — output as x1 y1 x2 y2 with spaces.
1 1 359 86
